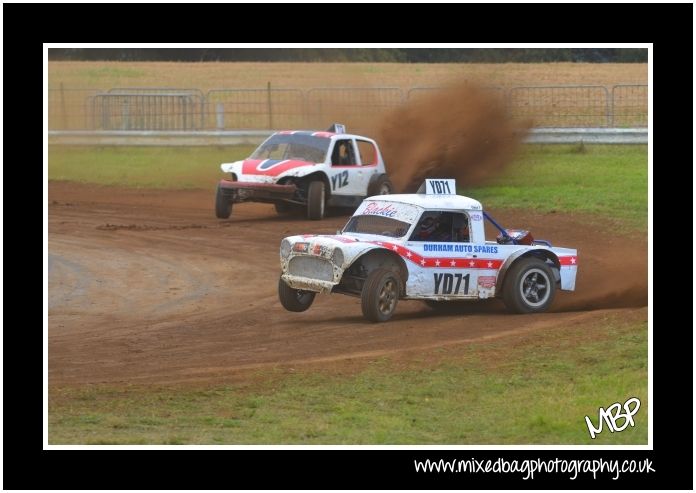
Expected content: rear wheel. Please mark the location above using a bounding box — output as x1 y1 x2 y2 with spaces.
361 268 401 322
368 175 393 196
502 257 556 313
307 181 325 220
278 278 316 312
215 183 233 219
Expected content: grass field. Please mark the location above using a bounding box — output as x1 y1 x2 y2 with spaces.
463 144 648 232
49 312 647 444
49 61 647 90
47 145 256 189
47 144 648 231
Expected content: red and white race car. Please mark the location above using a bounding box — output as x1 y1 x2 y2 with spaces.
278 179 578 322
216 124 392 220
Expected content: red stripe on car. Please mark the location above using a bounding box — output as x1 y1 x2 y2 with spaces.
241 159 315 176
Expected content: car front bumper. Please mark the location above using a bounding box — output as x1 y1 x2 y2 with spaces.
280 274 337 294
219 179 297 203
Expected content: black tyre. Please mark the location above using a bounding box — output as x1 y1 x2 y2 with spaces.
215 183 233 219
367 175 393 197
274 201 292 214
278 278 316 312
361 268 401 322
307 180 325 220
502 257 556 313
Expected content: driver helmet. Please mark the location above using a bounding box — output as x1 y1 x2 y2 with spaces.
420 217 438 236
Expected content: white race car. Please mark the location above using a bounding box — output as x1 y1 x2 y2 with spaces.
216 124 392 220
278 179 578 322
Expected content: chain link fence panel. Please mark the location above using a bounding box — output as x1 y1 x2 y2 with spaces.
47 84 647 131
611 84 648 127
305 87 404 133
90 91 205 130
48 86 102 130
206 88 305 130
508 85 610 127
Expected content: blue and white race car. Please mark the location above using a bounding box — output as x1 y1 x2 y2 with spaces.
278 179 578 322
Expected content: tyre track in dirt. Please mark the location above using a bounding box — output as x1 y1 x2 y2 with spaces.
48 182 647 385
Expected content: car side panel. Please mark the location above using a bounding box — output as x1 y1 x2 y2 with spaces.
552 247 578 290
368 241 513 299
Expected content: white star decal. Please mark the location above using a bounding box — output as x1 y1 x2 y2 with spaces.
450 260 456 267
487 261 493 268
420 259 426 266
435 259 441 266
406 251 412 258
469 260 475 267
376 242 382 245
570 257 576 264
392 245 399 251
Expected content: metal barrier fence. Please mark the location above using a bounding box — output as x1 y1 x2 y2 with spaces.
611 84 648 127
206 88 305 130
305 87 403 131
90 91 205 130
508 85 610 127
48 128 649 146
407 86 506 106
48 86 101 130
47 84 648 131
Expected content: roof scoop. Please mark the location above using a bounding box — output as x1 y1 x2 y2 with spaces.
326 123 346 134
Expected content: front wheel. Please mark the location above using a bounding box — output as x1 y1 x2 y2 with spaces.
367 175 393 196
502 257 556 313
278 278 316 312
215 183 233 219
361 268 401 322
306 181 325 220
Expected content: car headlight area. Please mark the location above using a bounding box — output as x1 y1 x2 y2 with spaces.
332 247 344 267
280 239 291 258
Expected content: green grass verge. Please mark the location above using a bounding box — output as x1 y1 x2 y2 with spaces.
48 145 255 189
48 144 647 230
50 316 647 445
462 144 648 231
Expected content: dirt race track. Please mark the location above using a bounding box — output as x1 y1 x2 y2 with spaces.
48 182 648 386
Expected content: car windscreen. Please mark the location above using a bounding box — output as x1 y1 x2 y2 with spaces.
251 134 330 163
342 215 411 238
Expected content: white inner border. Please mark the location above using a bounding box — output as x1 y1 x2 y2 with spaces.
43 42 652 451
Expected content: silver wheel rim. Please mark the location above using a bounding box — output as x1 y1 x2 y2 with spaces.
519 268 551 307
379 183 390 194
319 186 325 216
378 278 397 315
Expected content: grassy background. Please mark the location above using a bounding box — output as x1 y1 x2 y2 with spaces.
462 144 648 232
49 313 647 444
48 145 255 189
48 144 648 231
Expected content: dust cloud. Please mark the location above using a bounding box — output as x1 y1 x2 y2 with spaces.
556 242 648 311
377 82 531 192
